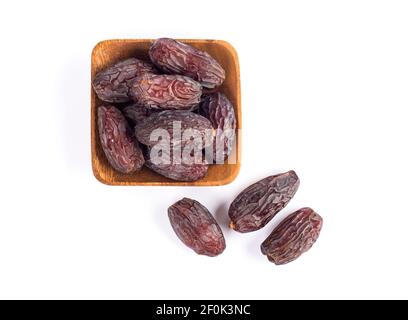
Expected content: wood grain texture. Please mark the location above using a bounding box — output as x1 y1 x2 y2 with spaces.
91 39 241 186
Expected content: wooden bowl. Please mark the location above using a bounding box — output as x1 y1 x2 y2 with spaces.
91 39 241 186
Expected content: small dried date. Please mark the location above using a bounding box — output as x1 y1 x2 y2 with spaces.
149 38 226 88
97 105 144 173
199 93 236 162
93 58 156 103
168 198 226 256
261 207 323 265
145 147 209 181
134 110 213 148
130 73 202 110
122 103 156 126
229 171 300 233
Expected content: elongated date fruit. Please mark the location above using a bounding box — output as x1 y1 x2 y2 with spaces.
93 58 156 103
261 208 323 265
97 105 144 173
130 73 202 110
199 93 236 162
168 198 226 256
149 38 226 88
135 110 213 148
145 147 208 181
229 171 300 233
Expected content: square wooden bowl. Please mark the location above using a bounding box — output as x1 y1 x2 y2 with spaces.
91 39 241 186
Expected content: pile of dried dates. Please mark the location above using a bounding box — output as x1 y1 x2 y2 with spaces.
168 170 323 265
93 38 236 181
93 38 323 265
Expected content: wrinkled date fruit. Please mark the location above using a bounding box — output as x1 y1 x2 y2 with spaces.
145 147 209 181
97 106 144 173
199 93 236 162
168 198 226 256
149 38 226 88
135 110 213 148
130 73 202 110
261 207 323 265
229 171 300 233
122 103 155 126
93 58 157 103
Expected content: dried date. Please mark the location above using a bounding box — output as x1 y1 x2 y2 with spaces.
168 198 226 256
93 58 156 103
261 207 323 265
134 110 213 149
130 73 202 110
199 93 236 162
229 171 300 233
149 38 226 88
97 105 144 173
145 146 209 181
122 103 155 126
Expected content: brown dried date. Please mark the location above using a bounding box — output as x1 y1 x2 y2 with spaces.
229 171 300 233
261 207 323 265
130 73 202 110
134 110 213 148
97 105 144 173
122 103 156 126
199 93 236 162
147 160 208 182
145 146 209 181
149 38 226 88
168 198 226 256
93 58 157 103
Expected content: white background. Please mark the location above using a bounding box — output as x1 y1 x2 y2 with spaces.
0 0 407 300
